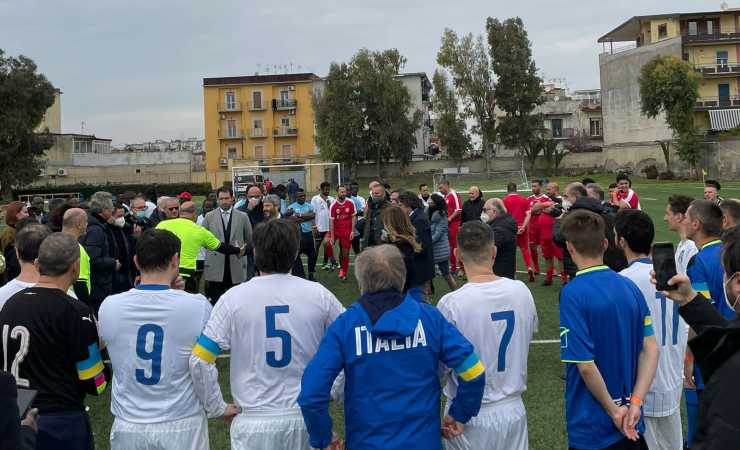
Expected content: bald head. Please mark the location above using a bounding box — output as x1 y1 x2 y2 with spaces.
62 208 88 237
179 201 197 221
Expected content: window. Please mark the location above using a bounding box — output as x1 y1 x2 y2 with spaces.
73 140 92 153
589 118 602 137
227 120 237 137
227 147 237 159
280 90 289 102
551 119 563 138
682 52 690 61
688 21 698 36
281 117 290 127
658 23 668 39
225 91 236 110
707 20 714 35
93 141 110 154
281 144 292 158
252 91 262 109
717 51 728 67
254 145 265 159
718 83 730 103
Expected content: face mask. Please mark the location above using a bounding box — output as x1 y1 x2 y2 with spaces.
248 196 261 207
113 217 126 228
135 210 148 219
725 272 740 310
480 212 490 222
234 198 246 209
562 199 573 210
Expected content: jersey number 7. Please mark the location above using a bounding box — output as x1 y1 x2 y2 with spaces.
491 310 515 372
265 306 292 368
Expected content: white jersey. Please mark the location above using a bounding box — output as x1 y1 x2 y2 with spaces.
0 278 34 310
438 278 538 404
310 195 335 232
202 273 344 411
675 239 698 275
99 286 214 423
620 260 688 417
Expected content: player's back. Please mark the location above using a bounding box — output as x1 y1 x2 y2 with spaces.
438 278 538 404
688 240 734 319
216 273 344 411
620 259 687 416
503 194 528 224
98 286 212 423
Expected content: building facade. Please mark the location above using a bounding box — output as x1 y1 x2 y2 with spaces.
35 89 62 134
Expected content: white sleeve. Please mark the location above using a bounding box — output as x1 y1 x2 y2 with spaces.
323 288 345 330
189 300 227 418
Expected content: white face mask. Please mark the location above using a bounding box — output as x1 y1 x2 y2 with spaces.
480 212 490 223
725 272 740 310
113 217 126 228
562 199 573 210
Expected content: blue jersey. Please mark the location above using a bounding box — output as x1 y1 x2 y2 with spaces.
298 292 485 450
289 201 314 234
559 265 653 450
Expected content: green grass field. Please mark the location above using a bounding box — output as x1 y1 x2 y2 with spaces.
86 174 740 450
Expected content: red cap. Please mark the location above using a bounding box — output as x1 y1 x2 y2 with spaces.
178 191 192 200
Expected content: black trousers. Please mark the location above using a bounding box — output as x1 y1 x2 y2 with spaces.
206 267 236 305
570 436 647 450
293 231 317 278
36 410 94 450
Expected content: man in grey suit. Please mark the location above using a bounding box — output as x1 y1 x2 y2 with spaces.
203 186 253 303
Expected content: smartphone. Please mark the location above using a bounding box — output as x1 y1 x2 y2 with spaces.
17 388 37 419
652 242 678 291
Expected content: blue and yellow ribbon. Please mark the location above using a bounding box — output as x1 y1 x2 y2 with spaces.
192 334 221 364
455 352 485 382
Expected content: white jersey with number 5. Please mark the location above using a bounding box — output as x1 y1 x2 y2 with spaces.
99 286 213 423
620 259 688 417
202 274 344 411
438 278 538 403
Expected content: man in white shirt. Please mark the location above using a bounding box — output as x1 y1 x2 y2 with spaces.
0 224 49 309
99 229 239 450
664 195 698 274
616 210 687 450
190 219 345 450
311 181 337 271
438 221 538 450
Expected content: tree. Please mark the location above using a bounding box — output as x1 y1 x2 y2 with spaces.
0 50 55 198
639 55 702 176
656 140 671 171
314 49 421 178
487 17 544 174
541 138 567 176
431 70 471 166
437 30 496 172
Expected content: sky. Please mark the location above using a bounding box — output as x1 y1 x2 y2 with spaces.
0 0 723 145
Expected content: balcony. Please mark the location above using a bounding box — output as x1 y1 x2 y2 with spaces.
693 63 740 77
543 127 575 139
273 127 298 137
272 99 297 110
683 32 740 45
250 128 267 138
218 102 242 113
695 96 740 110
218 129 245 139
248 102 266 111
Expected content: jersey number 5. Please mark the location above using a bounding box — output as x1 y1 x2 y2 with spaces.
491 310 515 372
136 324 164 385
2 324 30 388
265 306 292 368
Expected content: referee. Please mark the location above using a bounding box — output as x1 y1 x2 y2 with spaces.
155 201 244 293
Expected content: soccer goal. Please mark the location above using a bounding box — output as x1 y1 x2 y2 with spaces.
432 167 530 195
232 162 342 196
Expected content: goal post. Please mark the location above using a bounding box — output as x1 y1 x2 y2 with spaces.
432 167 530 195
232 162 342 196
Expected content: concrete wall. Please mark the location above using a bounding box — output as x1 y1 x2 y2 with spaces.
599 37 681 146
36 90 61 134
398 75 431 157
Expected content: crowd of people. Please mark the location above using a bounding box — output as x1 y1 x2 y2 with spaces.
0 173 739 450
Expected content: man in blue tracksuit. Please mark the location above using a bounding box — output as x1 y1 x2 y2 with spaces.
298 244 485 450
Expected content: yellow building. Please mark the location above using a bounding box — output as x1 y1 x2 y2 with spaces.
600 8 740 132
202 73 321 186
36 89 62 134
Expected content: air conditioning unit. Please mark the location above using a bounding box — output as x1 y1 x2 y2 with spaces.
57 168 68 177
219 158 228 167
288 85 295 91
220 114 227 119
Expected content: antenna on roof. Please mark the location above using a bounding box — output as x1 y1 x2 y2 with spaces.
289 62 294 73
721 2 729 11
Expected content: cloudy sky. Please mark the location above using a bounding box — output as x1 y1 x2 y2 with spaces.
0 0 721 144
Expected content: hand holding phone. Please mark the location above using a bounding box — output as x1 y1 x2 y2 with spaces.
652 243 678 291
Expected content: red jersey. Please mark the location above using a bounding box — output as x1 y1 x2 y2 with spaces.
616 189 641 210
537 195 561 238
527 194 549 227
503 193 530 226
330 199 356 235
445 190 463 225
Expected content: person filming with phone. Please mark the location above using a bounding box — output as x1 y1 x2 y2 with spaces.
654 225 740 450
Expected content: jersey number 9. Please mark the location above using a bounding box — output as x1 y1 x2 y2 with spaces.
136 324 164 385
265 306 292 368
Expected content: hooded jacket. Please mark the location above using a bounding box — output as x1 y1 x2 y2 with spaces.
298 291 485 450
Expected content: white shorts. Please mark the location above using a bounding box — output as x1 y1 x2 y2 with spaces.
230 408 312 450
644 409 682 450
110 412 209 450
443 396 528 450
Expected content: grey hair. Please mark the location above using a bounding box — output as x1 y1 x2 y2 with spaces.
263 194 281 207
491 198 507 215
37 232 80 276
354 244 406 294
157 196 171 210
89 191 114 212
586 183 604 201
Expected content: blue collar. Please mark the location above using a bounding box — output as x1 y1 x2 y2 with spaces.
629 257 652 267
136 284 170 291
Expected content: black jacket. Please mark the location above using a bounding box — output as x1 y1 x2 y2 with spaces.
461 197 484 223
81 212 118 309
391 239 417 292
679 295 740 450
0 371 35 450
488 214 517 279
362 198 390 249
110 224 135 294
409 208 435 286
553 197 628 278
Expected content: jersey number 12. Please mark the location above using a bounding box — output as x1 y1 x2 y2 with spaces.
2 324 30 387
136 324 164 385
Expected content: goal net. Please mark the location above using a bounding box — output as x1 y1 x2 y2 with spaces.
232 162 342 196
432 168 530 194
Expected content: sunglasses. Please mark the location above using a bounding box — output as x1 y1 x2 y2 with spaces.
168 207 180 211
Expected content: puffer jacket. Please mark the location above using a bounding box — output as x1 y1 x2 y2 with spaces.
430 210 450 264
